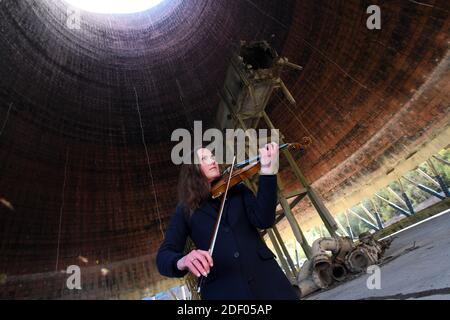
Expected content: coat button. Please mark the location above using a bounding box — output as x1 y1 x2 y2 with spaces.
234 252 240 258
224 227 230 233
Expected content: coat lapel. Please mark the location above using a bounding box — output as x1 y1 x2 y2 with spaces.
197 197 232 224
197 200 218 220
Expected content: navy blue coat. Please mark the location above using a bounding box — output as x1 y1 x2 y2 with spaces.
156 175 299 300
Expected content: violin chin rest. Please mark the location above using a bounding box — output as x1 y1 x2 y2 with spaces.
212 193 222 199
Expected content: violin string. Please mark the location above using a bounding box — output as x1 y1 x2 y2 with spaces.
223 143 290 173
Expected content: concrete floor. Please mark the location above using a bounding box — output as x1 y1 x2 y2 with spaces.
306 209 450 300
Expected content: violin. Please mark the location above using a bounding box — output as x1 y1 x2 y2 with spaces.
211 140 311 199
197 139 311 294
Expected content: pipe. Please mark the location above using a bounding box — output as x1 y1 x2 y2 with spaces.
298 279 319 298
297 260 333 295
278 78 296 104
297 260 320 298
345 232 391 273
312 269 333 289
298 257 333 290
310 237 354 285
297 235 389 296
311 237 339 271
310 237 341 288
331 263 348 282
296 237 357 296
345 248 370 273
277 57 303 71
334 237 354 263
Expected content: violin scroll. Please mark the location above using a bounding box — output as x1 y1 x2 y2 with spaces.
286 137 312 151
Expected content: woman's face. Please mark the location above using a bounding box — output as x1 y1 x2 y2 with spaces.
197 148 220 183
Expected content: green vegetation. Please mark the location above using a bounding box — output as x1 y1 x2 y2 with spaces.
333 148 450 238
300 148 450 257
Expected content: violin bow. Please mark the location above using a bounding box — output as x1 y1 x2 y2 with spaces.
197 155 236 294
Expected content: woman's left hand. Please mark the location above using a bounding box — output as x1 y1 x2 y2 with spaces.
259 142 279 175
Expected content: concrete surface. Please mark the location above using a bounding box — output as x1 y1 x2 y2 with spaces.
306 209 450 300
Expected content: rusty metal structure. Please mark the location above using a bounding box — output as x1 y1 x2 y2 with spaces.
218 41 339 245
297 233 392 298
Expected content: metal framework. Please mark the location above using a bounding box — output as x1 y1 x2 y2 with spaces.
341 151 449 239
216 40 339 275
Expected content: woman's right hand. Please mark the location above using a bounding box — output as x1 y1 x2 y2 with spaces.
176 249 213 277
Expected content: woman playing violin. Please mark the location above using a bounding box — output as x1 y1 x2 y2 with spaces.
156 143 299 300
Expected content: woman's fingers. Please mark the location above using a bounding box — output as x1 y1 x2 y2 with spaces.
197 250 214 267
271 142 278 150
187 260 202 277
266 142 278 156
192 259 208 277
266 143 272 157
259 145 269 158
185 250 213 277
259 142 280 175
271 142 278 157
192 252 210 274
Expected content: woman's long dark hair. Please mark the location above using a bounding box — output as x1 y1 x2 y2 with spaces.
177 147 212 216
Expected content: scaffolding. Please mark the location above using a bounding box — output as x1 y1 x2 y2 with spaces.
215 40 339 277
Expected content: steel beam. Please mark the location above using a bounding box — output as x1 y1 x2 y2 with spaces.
262 111 338 237
428 159 450 197
375 194 411 217
370 199 385 229
273 225 298 275
348 209 380 231
433 155 450 166
267 229 295 282
401 176 446 200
